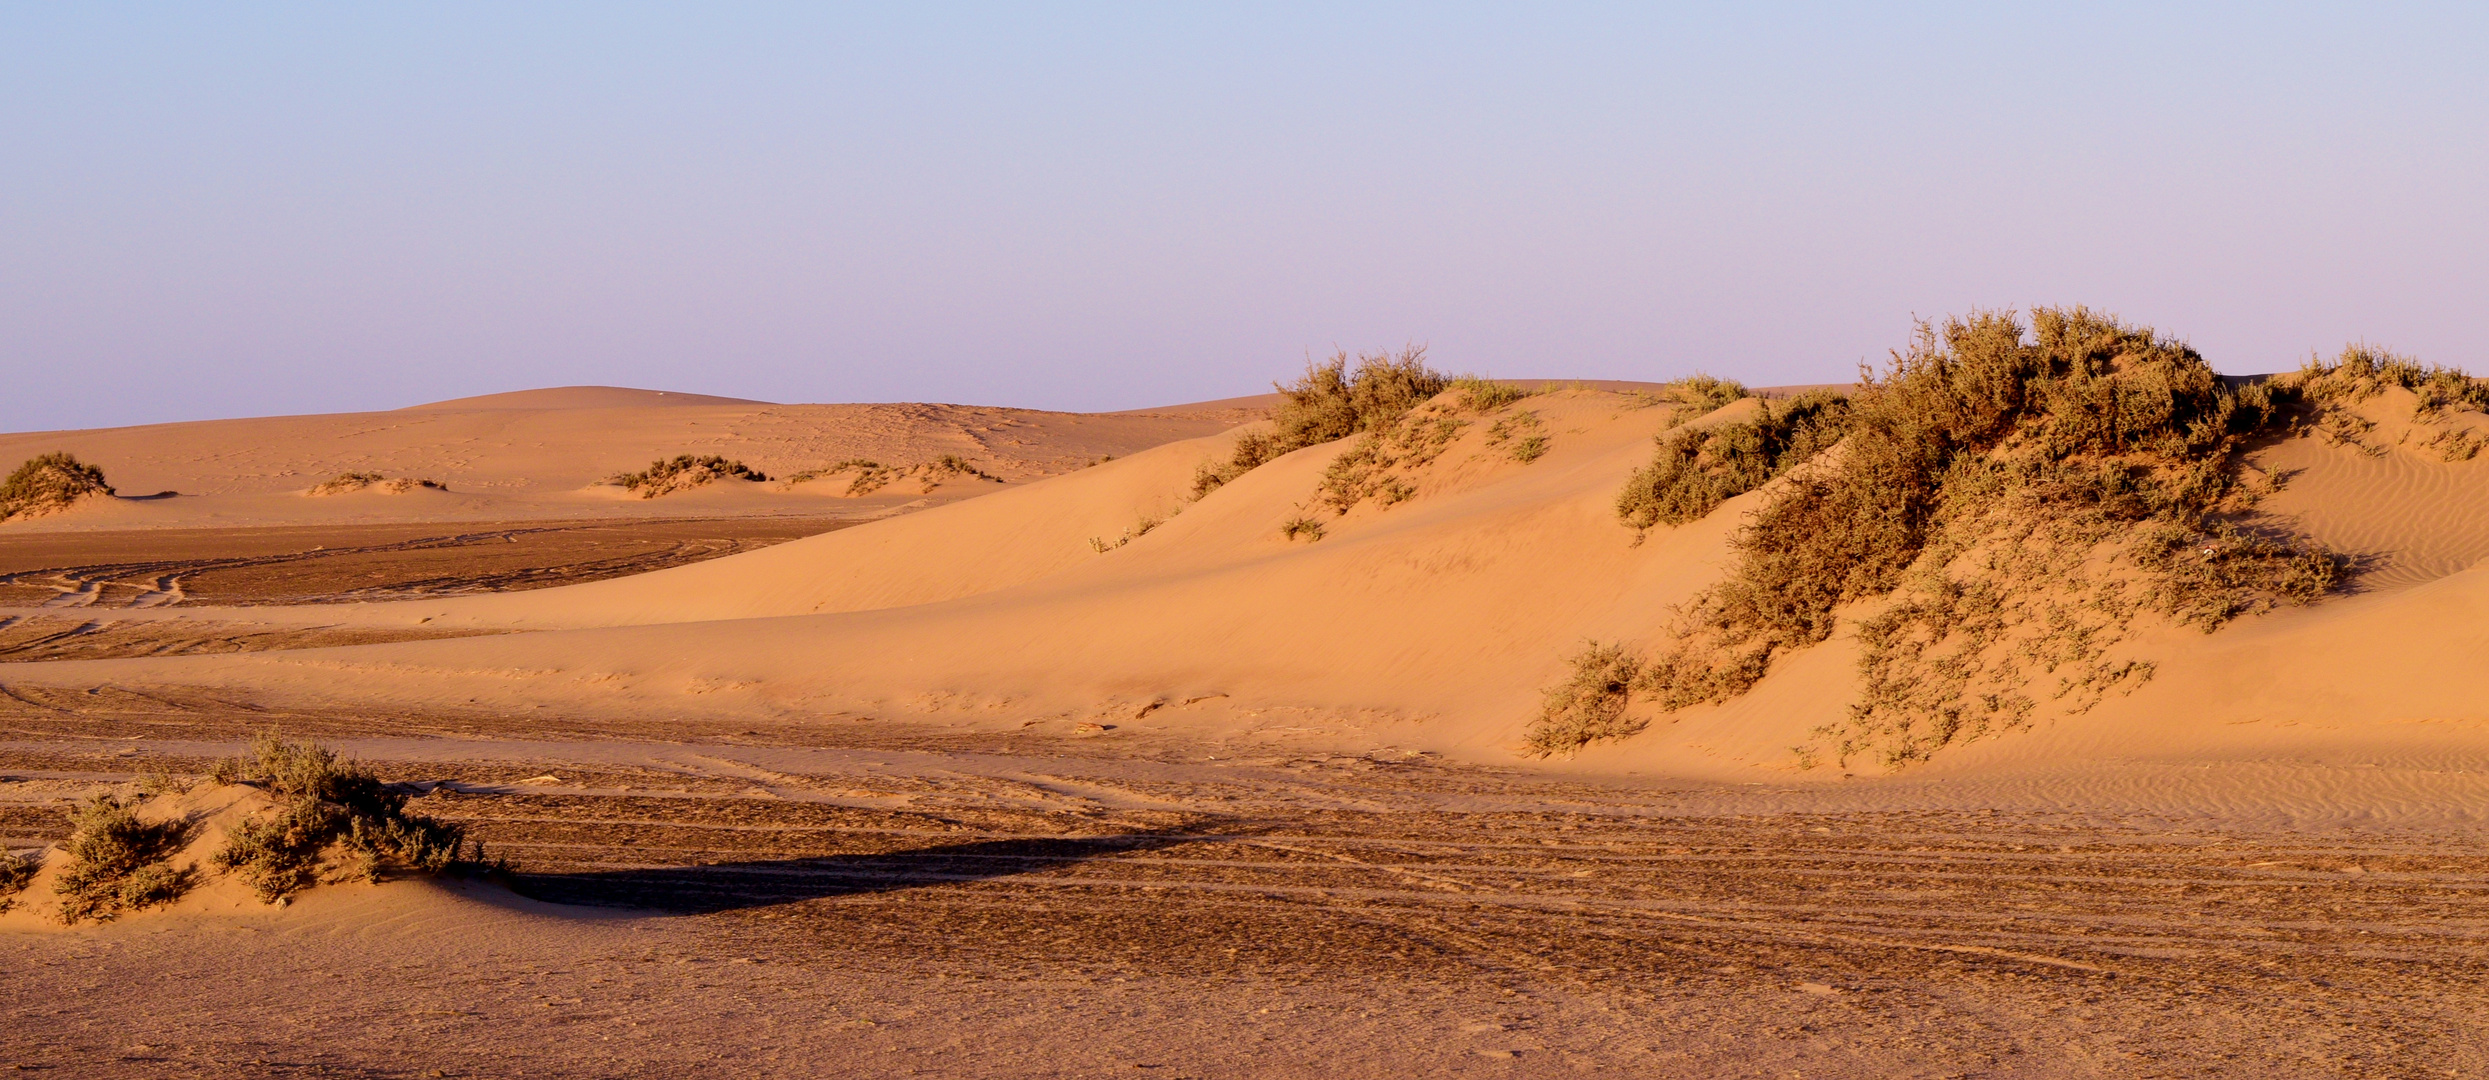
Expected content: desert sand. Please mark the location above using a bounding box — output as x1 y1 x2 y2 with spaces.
5 375 2487 1077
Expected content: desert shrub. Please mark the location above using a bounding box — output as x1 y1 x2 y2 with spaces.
1451 375 1530 412
1088 513 1166 554
209 734 482 904
792 456 998 496
1 452 113 522
1615 390 1852 532
1192 347 1451 497
1664 375 1750 425
2281 344 2489 460
1586 307 2340 766
1524 643 1645 756
1486 410 1550 463
1315 406 1469 514
1278 514 1326 542
53 793 195 924
0 850 35 914
307 473 445 496
611 455 769 498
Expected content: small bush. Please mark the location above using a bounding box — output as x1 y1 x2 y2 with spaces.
2281 344 2489 460
1088 513 1167 554
1451 375 1530 412
53 793 195 924
1193 346 1451 497
1525 643 1645 756
611 455 769 498
1663 375 1751 427
307 473 445 496
209 734 484 904
1 452 113 522
1279 515 1326 542
1486 410 1550 463
0 850 35 914
1615 390 1852 532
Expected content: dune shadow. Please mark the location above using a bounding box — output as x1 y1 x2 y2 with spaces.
509 821 1246 915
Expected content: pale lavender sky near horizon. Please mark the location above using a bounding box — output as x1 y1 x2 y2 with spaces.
4 4 2484 433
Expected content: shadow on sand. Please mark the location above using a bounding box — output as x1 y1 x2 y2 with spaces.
510 822 1244 915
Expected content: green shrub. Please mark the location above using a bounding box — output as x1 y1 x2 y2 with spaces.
1 453 113 522
611 455 769 498
53 793 194 924
1615 390 1852 532
1193 346 1450 497
209 734 483 904
1594 307 2342 766
1485 410 1550 463
1524 643 1645 756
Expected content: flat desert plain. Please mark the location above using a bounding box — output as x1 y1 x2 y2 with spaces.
4 374 2488 1079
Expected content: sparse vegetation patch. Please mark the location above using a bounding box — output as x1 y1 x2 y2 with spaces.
787 455 1000 496
2282 344 2489 461
1192 346 1451 498
52 793 195 924
307 472 446 496
1485 410 1549 463
209 734 486 904
1525 642 1645 756
1 452 113 522
611 455 770 498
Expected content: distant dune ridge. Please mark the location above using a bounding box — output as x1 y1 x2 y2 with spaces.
2 322 2486 803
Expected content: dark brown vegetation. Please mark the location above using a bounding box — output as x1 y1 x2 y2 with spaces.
52 792 194 924
1547 308 2356 764
0 849 34 914
1524 642 1644 756
611 455 769 498
209 735 487 903
1192 347 1450 497
0 453 112 522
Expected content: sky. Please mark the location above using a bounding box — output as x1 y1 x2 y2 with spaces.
4 3 2485 432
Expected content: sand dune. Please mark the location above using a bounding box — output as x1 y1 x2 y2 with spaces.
0 390 1245 532
8 383 2481 798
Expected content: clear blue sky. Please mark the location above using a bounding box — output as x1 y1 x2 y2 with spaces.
5 4 2483 431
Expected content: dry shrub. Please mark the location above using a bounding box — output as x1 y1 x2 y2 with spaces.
1088 513 1166 554
1615 390 1851 532
0 850 36 914
1524 643 1645 755
1587 307 2345 766
1663 375 1750 426
793 455 998 496
1278 514 1326 542
1193 346 1450 497
53 793 195 924
2280 344 2489 461
611 455 769 498
210 734 485 904
307 472 445 495
1 452 113 522
1451 375 1530 412
1316 404 1469 514
1486 410 1549 463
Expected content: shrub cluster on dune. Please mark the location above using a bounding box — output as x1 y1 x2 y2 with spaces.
306 472 446 496
610 454 770 498
12 736 498 925
1533 308 2482 766
784 453 1000 496
0 452 113 522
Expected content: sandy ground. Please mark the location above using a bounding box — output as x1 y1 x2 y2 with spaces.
7 720 2487 1078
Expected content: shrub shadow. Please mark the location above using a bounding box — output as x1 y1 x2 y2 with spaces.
510 820 1246 915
